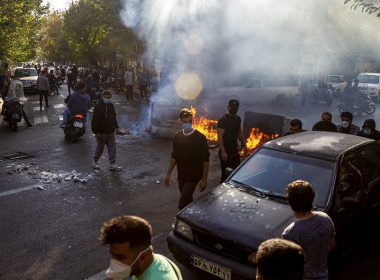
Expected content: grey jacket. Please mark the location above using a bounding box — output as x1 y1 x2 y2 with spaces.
37 75 50 91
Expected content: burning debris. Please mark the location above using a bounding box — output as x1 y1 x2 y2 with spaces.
190 106 218 142
240 128 279 156
6 164 92 184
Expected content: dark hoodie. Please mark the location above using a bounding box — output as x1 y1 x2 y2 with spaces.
91 99 119 134
67 91 91 114
359 119 380 140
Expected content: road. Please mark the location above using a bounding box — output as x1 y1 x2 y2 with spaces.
0 84 379 280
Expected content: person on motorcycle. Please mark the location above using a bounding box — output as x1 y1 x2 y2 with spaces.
85 74 99 101
337 111 360 135
61 81 91 128
48 70 58 95
359 119 380 141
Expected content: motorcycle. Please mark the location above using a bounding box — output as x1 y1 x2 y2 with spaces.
338 92 376 115
64 113 86 142
2 98 23 131
312 86 333 105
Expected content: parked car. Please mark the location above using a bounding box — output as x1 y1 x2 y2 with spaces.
357 72 380 103
13 67 38 94
326 75 347 97
167 131 380 280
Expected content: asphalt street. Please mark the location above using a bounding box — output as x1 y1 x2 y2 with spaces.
0 84 379 280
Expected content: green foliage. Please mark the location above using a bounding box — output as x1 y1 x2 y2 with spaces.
344 0 380 16
0 0 48 64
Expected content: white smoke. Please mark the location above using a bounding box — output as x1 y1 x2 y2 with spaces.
120 0 380 100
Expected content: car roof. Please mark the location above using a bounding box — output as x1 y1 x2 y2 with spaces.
358 73 380 76
263 131 373 161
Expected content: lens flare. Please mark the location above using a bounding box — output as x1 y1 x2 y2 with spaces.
175 73 203 100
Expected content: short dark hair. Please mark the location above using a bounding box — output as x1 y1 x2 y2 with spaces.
228 99 239 107
179 108 193 120
103 90 112 97
75 81 86 91
340 111 353 120
257 238 304 280
321 112 332 119
99 216 152 250
290 119 302 129
285 180 315 213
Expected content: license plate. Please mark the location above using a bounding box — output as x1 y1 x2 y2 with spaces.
192 256 231 280
73 121 83 128
23 84 31 88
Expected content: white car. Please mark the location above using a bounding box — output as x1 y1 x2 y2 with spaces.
357 72 380 103
217 76 299 105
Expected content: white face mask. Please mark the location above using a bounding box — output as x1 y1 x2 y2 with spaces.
363 128 372 135
106 245 152 280
103 97 112 104
341 121 350 128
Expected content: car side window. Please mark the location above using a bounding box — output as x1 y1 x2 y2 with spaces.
334 155 364 214
356 144 380 187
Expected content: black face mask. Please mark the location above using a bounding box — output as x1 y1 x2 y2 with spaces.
228 107 238 115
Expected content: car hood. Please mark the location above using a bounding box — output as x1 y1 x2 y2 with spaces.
18 76 38 82
178 183 294 248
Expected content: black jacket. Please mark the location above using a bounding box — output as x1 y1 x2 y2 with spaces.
91 99 119 134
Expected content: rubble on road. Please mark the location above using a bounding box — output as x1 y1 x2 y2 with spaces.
7 163 93 184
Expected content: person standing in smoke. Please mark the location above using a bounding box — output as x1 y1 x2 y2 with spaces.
125 67 134 101
164 108 210 210
217 99 246 183
359 119 380 141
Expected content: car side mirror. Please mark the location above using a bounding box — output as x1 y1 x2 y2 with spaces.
225 167 234 178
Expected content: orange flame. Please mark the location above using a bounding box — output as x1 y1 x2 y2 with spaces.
190 106 218 142
241 128 279 156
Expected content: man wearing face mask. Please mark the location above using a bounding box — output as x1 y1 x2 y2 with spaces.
100 215 182 280
165 108 210 210
337 111 360 135
217 99 246 183
359 119 380 141
91 91 122 171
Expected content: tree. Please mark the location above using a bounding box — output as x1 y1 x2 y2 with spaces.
0 0 48 64
344 0 380 16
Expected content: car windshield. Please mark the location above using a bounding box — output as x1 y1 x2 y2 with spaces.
358 75 379 84
229 148 334 207
327 76 342 83
14 69 37 77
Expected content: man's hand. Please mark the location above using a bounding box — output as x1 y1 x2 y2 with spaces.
221 151 228 161
199 179 207 192
164 175 171 187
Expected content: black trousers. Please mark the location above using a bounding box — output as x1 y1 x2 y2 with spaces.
39 90 49 108
178 181 199 210
219 150 241 183
126 85 133 100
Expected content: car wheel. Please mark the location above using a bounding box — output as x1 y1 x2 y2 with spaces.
367 104 376 115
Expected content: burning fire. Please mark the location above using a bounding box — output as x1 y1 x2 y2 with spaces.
190 106 218 142
241 128 279 156
188 106 279 154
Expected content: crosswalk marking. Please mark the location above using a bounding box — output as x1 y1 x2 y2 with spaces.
33 106 44 111
33 116 49 124
54 104 65 109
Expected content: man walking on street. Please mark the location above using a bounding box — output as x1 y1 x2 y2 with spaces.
91 91 122 171
37 68 50 110
100 215 182 280
165 108 209 210
125 67 134 101
282 180 335 280
217 99 246 183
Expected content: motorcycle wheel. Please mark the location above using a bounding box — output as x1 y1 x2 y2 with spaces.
366 104 376 115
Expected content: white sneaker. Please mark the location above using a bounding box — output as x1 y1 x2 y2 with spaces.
109 163 122 171
92 160 99 169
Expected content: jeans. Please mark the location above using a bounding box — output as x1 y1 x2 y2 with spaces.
39 90 49 108
178 181 199 210
93 133 116 164
219 150 241 183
